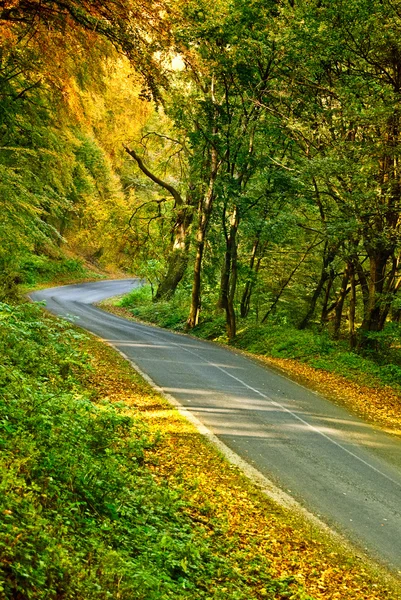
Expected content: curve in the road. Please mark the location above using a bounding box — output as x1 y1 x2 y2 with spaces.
31 279 401 574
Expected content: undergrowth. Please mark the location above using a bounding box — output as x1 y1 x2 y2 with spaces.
120 285 189 331
232 324 401 391
20 254 104 288
0 301 299 599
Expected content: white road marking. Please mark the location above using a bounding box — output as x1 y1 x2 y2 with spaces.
169 341 401 490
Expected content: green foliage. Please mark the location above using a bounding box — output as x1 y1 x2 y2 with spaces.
1 302 301 599
120 285 189 330
236 324 401 390
20 255 87 285
193 316 227 341
0 303 193 598
120 284 154 307
0 20 144 296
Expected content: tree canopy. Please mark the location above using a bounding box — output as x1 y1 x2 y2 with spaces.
2 0 401 346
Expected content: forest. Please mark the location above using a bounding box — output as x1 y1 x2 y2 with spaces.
2 0 401 350
1 0 401 598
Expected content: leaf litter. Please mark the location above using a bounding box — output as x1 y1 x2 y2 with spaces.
81 333 401 599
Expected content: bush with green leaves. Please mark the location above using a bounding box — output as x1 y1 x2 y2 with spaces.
19 255 88 286
0 303 202 598
121 285 189 331
0 302 298 599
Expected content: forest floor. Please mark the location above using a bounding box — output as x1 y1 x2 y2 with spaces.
82 331 401 599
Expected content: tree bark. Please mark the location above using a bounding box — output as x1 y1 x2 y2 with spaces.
333 263 350 339
187 146 219 329
378 256 400 330
240 240 263 318
218 203 231 312
124 146 184 207
124 145 193 300
153 203 194 300
349 261 357 349
320 271 335 324
298 242 337 330
359 250 392 336
224 206 239 340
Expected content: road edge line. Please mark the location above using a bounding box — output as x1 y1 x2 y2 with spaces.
103 338 351 545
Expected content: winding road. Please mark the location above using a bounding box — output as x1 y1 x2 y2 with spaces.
31 279 401 574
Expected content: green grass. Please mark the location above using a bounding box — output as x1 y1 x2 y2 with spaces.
19 254 105 289
0 301 304 599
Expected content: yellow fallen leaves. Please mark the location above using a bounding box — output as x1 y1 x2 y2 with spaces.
260 356 401 435
81 334 400 600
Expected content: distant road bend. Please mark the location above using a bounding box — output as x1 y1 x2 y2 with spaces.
31 279 401 574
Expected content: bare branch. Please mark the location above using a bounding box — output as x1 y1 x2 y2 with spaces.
124 144 184 206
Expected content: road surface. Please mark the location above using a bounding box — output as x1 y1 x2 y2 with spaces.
31 279 401 573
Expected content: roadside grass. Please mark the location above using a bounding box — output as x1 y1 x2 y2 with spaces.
105 284 401 433
0 301 312 599
2 300 400 599
18 254 107 296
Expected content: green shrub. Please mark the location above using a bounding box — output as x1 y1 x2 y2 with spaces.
20 255 87 285
0 303 231 598
120 285 189 331
120 284 153 307
193 316 227 340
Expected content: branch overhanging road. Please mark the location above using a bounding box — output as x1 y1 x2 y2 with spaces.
31 279 401 573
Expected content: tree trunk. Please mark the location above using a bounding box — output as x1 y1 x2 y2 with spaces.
240 239 261 318
359 251 391 336
224 206 239 340
187 224 204 328
320 271 335 324
391 268 401 322
349 261 357 349
187 146 219 329
299 271 329 330
186 207 210 329
333 263 350 339
378 256 400 330
218 206 231 311
124 145 194 301
154 203 194 300
392 307 401 323
298 242 337 330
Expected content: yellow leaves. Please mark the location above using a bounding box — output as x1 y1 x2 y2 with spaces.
81 333 399 600
259 355 401 435
258 587 270 597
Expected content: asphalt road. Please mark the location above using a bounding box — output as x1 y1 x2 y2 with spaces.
31 279 401 573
